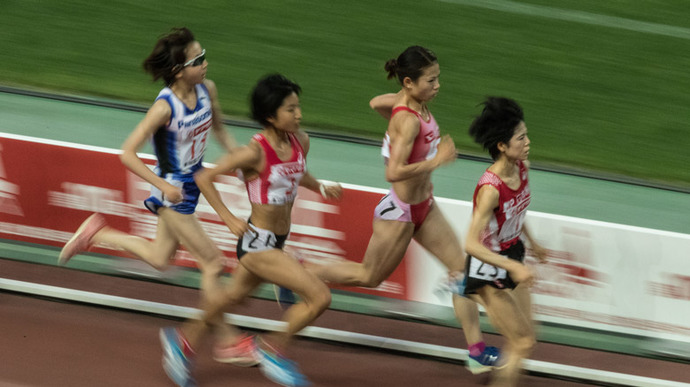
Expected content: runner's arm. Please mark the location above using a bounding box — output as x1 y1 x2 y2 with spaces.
120 99 183 203
465 185 534 285
300 172 342 200
294 129 342 200
522 223 547 263
369 92 400 120
205 79 237 152
385 113 456 182
195 144 261 236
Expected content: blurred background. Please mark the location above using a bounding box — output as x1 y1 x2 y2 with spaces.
2 0 690 190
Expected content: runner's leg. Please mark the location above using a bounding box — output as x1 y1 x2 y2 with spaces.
90 212 178 269
476 286 535 387
241 248 331 350
158 209 237 341
413 205 487 358
309 219 414 288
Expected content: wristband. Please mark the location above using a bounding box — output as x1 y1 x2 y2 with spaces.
319 183 327 199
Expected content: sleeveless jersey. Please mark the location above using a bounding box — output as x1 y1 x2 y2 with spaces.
151 84 213 178
246 133 306 205
381 106 440 164
473 160 531 251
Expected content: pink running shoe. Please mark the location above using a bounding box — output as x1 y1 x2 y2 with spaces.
58 213 106 266
212 334 261 367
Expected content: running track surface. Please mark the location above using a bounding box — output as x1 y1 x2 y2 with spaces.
2 259 689 387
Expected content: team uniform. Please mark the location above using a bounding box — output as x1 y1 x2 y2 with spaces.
375 106 440 231
144 84 213 215
236 133 306 259
464 160 531 294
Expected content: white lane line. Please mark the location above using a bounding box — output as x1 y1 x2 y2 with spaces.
2 278 688 387
439 0 690 40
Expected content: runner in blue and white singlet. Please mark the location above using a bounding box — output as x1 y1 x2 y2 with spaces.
152 84 213 177
60 31 246 384
145 84 213 215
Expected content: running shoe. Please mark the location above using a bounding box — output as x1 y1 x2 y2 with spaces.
258 346 311 387
58 213 106 266
466 345 502 375
213 333 261 367
160 327 196 387
447 272 467 296
434 272 468 300
273 285 296 310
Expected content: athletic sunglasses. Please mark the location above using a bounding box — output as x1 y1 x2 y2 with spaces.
183 49 206 67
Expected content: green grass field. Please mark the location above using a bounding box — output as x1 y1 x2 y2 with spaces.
3 0 689 188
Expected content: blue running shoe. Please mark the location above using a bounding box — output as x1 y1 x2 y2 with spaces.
259 347 311 387
160 327 196 387
273 285 296 310
448 272 467 296
466 346 502 375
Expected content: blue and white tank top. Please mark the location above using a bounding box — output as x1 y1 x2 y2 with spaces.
151 84 213 178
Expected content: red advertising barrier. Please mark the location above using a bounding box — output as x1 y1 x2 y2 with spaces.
0 134 410 300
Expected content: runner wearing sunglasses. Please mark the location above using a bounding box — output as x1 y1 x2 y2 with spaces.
58 27 259 370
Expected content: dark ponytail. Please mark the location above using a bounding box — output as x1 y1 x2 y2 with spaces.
385 46 437 85
142 27 195 86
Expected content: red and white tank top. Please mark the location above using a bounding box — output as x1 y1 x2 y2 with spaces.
246 133 306 205
473 160 531 251
381 106 440 164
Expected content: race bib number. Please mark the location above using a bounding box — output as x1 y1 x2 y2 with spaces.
468 257 508 281
241 227 279 253
375 194 405 221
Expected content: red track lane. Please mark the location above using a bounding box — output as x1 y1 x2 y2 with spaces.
1 259 688 387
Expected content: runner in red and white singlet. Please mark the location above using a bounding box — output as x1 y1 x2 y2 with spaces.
475 159 531 252
245 132 306 205
381 106 440 164
464 97 547 386
465 159 531 292
176 74 342 386
308 46 497 377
